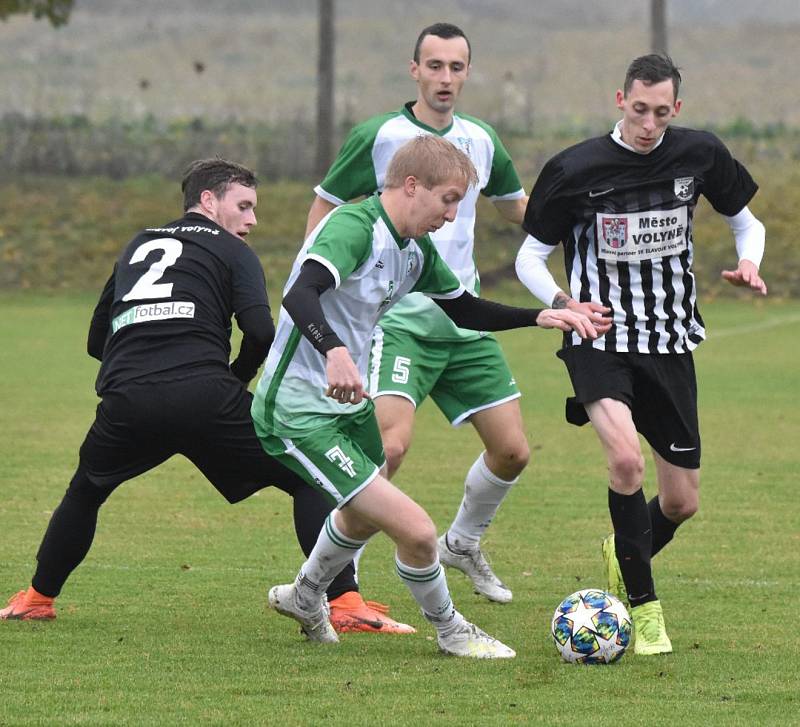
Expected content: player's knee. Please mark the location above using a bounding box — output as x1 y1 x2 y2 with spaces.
400 519 438 564
490 439 530 472
485 437 530 480
608 450 645 490
662 494 699 523
65 466 113 507
383 437 410 476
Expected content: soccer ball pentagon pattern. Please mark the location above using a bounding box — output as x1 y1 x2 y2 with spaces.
551 588 632 664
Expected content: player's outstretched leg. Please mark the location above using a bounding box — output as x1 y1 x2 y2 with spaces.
631 600 673 655
2 467 110 623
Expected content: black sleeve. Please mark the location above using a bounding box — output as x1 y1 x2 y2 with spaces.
702 132 758 216
282 260 345 356
231 244 271 315
87 271 115 361
230 305 274 383
435 291 543 331
521 155 573 245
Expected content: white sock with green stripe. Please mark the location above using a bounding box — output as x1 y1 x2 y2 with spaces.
447 451 517 551
395 556 465 635
295 513 370 610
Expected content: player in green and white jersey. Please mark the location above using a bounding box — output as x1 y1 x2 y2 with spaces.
253 136 601 657
305 23 532 612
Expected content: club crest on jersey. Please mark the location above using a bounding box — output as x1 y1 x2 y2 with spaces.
379 280 395 309
601 217 628 249
406 251 418 276
455 137 473 156
674 176 694 202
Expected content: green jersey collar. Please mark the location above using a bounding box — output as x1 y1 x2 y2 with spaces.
372 194 410 249
401 101 454 136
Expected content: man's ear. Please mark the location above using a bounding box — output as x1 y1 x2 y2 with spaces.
404 175 418 197
199 189 216 214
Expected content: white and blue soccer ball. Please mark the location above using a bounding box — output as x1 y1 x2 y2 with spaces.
551 588 632 664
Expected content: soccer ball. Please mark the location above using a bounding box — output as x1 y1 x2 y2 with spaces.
551 588 631 664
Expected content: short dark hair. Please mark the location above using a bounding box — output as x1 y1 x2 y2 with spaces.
624 54 682 101
413 22 471 64
181 158 258 212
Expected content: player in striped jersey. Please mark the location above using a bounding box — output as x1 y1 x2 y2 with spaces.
305 23 533 625
254 136 600 657
516 54 767 655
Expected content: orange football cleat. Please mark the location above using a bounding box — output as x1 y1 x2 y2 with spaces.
328 591 416 634
0 589 56 621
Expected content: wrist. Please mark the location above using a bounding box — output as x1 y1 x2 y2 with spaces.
552 292 572 310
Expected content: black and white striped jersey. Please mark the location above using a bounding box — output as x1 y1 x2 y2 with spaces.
523 126 758 353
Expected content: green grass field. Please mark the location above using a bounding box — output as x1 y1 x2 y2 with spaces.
1 293 798 725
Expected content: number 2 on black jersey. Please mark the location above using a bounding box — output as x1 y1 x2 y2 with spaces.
122 238 183 302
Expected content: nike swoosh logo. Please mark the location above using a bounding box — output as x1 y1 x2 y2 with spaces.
670 443 697 452
589 188 615 198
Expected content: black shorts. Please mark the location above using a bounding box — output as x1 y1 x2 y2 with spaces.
79 373 307 503
556 345 701 469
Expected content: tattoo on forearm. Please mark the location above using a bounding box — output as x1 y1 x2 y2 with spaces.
552 293 570 309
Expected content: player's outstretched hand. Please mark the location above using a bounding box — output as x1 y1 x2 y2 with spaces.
536 309 601 339
721 259 767 296
565 300 613 335
325 346 370 404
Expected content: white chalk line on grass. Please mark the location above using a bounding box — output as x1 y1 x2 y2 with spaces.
706 312 800 340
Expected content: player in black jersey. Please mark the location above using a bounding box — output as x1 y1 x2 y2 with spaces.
0 159 411 632
516 55 767 655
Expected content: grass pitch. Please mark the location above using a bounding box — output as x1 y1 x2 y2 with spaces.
0 293 798 726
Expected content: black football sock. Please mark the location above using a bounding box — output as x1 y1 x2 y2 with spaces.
648 496 680 557
608 488 657 608
290 484 358 601
31 467 111 598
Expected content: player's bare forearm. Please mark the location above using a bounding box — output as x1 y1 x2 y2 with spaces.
305 196 338 238
493 196 528 225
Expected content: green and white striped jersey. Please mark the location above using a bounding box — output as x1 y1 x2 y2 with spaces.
315 103 525 341
251 195 464 441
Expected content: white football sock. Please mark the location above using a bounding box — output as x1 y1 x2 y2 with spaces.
295 512 369 609
395 555 465 635
447 451 518 551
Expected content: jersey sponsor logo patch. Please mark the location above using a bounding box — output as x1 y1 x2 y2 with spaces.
111 301 196 333
596 207 688 262
674 177 694 202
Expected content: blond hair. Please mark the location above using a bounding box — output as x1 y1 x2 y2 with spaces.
384 135 478 190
